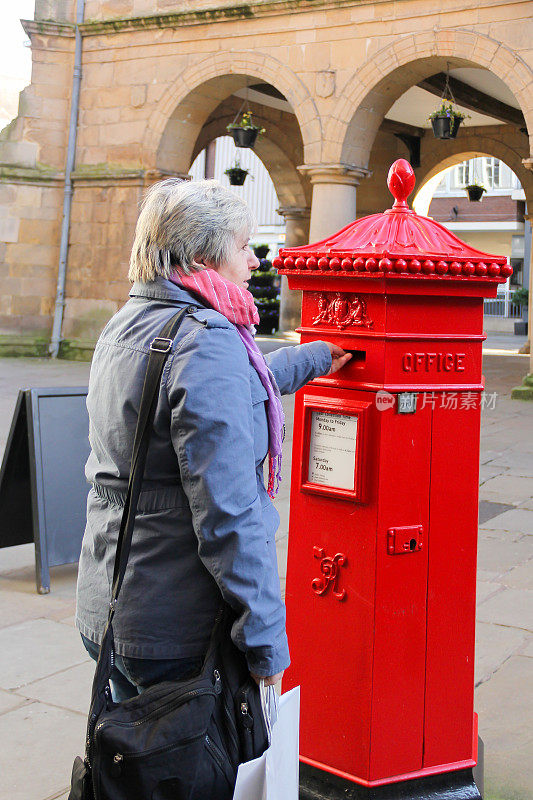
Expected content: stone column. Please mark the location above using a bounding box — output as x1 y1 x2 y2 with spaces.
512 167 533 398
299 164 371 242
277 206 310 331
204 140 216 179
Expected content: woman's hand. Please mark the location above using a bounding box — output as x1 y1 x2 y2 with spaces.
251 671 284 686
323 342 352 375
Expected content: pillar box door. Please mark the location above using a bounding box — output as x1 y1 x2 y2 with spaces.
273 160 511 792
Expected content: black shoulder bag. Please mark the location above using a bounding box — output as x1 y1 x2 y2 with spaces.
69 307 268 800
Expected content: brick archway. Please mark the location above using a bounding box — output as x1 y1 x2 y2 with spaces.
325 29 533 168
415 132 533 210
142 51 321 172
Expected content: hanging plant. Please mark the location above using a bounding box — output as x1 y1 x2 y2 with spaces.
227 112 265 149
465 182 486 202
428 67 467 140
224 161 251 186
429 102 465 140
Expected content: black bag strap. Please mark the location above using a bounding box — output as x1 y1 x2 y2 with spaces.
109 304 195 609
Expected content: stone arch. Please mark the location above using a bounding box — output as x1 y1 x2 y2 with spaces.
325 29 533 168
415 129 533 209
192 113 311 210
142 51 321 171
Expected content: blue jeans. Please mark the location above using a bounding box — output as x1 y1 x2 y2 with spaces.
81 634 203 702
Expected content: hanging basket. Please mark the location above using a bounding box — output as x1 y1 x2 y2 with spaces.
228 126 259 149
431 114 462 140
225 167 249 186
466 184 485 202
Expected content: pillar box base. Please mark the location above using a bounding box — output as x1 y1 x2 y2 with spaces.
300 739 483 800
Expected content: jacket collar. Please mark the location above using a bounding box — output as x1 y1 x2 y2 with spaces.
129 277 209 308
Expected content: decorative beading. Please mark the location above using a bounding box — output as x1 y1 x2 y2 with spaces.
272 254 511 279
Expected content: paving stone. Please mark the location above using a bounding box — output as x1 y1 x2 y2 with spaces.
476 536 532 576
0 619 88 690
19 659 94 715
0 585 75 628
478 463 507 484
479 474 533 506
58 614 77 628
489 452 533 475
0 688 27 715
479 500 514 525
502 560 533 590
481 507 533 535
478 528 524 543
476 581 502 605
0 543 35 575
274 501 290 539
0 561 79 600
479 450 507 466
474 621 528 686
276 536 289 580
476 588 533 632
0 701 85 800
522 639 533 658
475 656 533 800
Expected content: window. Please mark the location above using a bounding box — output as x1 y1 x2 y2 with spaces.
483 158 501 190
455 161 471 187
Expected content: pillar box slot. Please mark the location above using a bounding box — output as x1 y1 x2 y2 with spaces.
273 159 511 797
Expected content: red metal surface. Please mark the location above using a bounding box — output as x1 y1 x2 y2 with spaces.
423 402 480 767
298 713 478 788
280 160 508 786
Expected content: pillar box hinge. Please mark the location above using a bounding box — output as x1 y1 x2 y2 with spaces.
387 525 423 555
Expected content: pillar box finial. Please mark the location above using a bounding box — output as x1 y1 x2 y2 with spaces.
387 158 416 209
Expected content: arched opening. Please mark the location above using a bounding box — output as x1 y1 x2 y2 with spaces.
352 62 530 217
144 51 321 173
326 29 532 171
411 154 530 335
190 92 310 211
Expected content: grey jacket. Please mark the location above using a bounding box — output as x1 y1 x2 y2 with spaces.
76 278 331 676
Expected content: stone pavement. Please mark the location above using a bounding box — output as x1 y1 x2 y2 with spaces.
0 336 531 800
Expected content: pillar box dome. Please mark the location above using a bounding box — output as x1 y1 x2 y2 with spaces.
273 158 511 394
274 159 511 282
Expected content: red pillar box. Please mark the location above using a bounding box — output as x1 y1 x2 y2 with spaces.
273 160 511 800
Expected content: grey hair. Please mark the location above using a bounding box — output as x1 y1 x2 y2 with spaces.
128 178 255 282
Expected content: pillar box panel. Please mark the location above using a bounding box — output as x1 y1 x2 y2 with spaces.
273 160 511 789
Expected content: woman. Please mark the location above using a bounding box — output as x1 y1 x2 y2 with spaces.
76 179 350 699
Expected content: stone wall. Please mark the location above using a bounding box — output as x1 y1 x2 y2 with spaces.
0 0 531 353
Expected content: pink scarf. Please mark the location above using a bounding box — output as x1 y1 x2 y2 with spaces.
169 269 284 498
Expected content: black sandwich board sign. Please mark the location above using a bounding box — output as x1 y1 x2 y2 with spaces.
0 387 90 593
